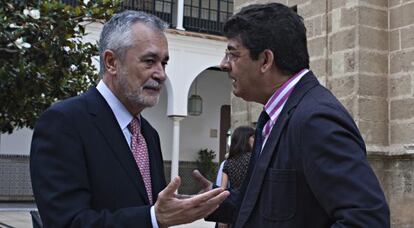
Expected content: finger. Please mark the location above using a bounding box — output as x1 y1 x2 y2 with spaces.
174 194 193 199
191 191 230 218
204 190 230 205
162 176 181 196
192 170 212 188
187 187 224 204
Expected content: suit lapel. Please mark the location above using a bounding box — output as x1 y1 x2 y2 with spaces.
236 72 320 227
85 88 150 204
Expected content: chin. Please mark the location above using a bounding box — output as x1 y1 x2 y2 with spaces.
232 89 241 97
235 93 254 102
141 96 160 107
232 90 247 100
128 94 159 108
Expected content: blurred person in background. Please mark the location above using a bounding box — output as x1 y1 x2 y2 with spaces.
218 126 254 228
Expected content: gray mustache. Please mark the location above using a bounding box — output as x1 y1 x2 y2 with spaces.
143 80 162 89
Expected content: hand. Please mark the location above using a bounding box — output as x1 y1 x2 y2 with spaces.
192 169 213 194
155 176 229 227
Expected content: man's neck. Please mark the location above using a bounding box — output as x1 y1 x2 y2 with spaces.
259 72 290 105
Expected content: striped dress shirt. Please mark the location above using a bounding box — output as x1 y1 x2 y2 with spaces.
261 68 309 150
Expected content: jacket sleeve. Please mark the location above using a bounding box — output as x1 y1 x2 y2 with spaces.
30 108 153 228
300 104 390 228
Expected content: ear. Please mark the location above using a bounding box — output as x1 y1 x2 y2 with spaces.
259 49 274 73
103 50 117 75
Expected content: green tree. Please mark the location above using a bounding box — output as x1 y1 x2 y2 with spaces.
196 148 217 181
0 0 120 133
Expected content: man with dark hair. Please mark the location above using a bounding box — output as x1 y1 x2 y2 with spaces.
30 10 229 227
196 3 390 227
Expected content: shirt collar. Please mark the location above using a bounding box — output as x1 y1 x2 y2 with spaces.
264 68 309 122
96 80 139 130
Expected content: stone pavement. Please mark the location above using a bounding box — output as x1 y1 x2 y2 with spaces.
0 203 216 228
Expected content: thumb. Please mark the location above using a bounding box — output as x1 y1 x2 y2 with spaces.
163 176 181 196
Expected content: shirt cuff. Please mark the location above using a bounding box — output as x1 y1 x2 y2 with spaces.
150 205 159 228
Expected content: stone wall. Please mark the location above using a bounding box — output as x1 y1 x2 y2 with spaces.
230 0 414 227
389 1 414 153
369 154 414 227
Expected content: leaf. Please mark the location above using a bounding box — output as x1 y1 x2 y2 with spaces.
0 0 121 134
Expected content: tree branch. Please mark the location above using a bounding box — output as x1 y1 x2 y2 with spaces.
0 47 18 53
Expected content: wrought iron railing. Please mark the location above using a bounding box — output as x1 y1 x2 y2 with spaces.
61 0 233 35
183 0 232 35
61 0 174 26
121 0 174 25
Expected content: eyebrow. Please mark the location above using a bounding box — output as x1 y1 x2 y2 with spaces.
140 52 169 62
141 52 157 59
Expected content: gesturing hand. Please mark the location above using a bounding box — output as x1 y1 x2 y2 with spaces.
154 176 229 227
192 169 213 194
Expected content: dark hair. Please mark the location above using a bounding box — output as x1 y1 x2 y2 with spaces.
223 3 309 75
229 126 255 158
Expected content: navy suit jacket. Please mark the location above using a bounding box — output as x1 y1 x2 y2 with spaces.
30 87 166 227
208 71 389 227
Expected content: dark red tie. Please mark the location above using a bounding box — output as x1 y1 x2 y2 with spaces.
128 118 153 204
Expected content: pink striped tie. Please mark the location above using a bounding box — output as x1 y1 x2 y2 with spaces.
128 118 153 204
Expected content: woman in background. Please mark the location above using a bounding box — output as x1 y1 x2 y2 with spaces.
218 126 255 228
221 126 255 192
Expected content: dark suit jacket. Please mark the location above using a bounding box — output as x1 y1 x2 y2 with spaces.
30 87 166 227
208 71 389 227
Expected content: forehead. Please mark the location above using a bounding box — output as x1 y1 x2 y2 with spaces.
227 37 246 50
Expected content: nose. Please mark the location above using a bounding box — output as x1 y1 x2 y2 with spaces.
153 63 167 82
220 57 230 72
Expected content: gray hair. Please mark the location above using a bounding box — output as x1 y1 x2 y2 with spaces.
98 10 169 76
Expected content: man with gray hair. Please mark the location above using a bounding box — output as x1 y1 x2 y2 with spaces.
30 10 229 227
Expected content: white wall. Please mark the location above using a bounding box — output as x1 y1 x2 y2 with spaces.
180 70 231 162
0 128 33 155
164 32 227 116
144 69 231 162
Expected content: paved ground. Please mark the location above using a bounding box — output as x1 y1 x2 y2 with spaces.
0 203 215 228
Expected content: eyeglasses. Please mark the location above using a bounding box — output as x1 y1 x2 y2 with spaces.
223 49 241 63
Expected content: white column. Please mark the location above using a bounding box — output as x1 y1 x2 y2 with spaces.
176 0 185 30
170 116 185 181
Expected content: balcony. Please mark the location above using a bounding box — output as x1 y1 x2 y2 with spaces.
62 0 233 35
121 0 175 27
183 0 232 35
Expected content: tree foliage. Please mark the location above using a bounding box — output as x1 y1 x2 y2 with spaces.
196 148 217 181
0 0 120 133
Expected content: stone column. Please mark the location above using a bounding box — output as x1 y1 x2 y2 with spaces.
170 116 185 185
175 0 185 30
